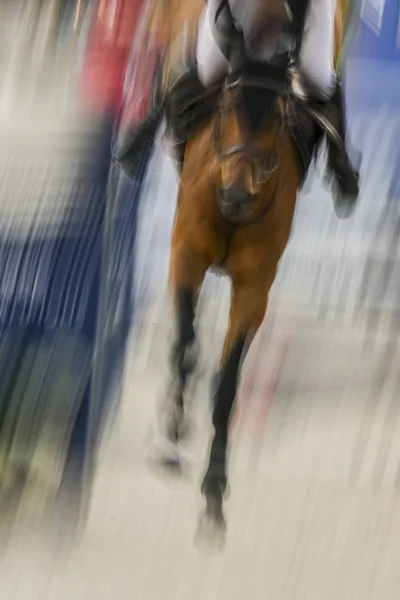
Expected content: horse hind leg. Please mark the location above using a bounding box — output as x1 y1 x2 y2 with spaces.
197 280 270 543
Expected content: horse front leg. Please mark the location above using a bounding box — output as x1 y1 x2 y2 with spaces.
197 281 270 543
157 240 209 470
167 288 197 445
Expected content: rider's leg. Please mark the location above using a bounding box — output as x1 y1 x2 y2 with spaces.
299 0 360 216
299 0 337 97
196 1 229 87
196 0 289 86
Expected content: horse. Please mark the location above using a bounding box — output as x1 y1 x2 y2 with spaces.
119 0 348 545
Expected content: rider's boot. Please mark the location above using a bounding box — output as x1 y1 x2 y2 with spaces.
114 66 164 178
324 80 361 219
164 61 206 171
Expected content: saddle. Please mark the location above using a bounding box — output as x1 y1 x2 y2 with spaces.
163 61 324 178
114 61 324 181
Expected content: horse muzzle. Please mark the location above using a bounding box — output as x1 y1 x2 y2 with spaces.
217 183 257 223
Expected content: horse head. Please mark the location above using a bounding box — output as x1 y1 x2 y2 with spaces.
211 66 288 224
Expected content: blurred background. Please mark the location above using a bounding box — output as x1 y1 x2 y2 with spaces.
0 0 400 597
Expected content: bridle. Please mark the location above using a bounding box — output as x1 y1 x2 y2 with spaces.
211 72 291 227
212 74 288 184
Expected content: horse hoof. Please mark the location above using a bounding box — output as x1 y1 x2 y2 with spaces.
147 457 182 480
146 433 183 476
194 504 227 552
146 431 194 483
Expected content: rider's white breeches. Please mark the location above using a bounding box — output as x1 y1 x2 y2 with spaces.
196 0 337 98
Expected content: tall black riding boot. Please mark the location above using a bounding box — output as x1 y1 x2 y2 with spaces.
114 65 164 179
325 81 360 219
164 63 208 172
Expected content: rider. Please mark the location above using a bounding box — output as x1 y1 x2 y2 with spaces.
117 0 360 217
194 0 360 217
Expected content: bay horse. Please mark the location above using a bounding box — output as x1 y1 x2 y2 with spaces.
134 0 346 544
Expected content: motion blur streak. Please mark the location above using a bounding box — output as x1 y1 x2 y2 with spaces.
0 0 400 598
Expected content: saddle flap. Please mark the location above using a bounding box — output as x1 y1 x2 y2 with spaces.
288 97 323 177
